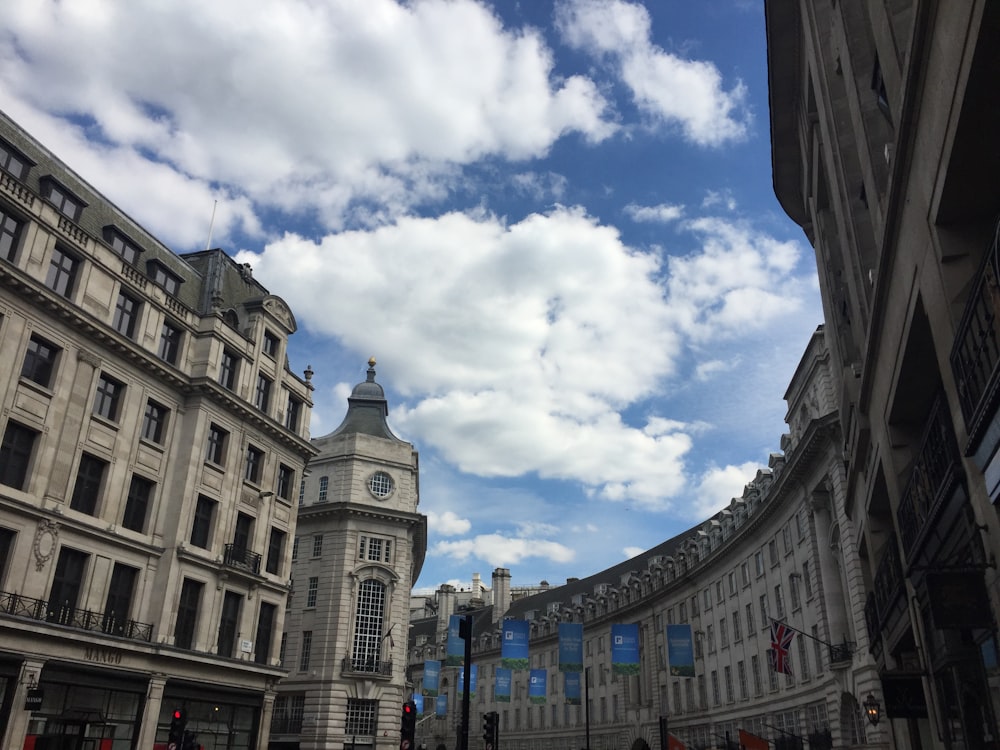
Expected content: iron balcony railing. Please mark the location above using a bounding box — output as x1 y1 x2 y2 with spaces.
224 544 262 575
341 656 393 677
0 590 153 642
828 640 856 666
895 394 961 559
871 535 904 632
951 218 1000 432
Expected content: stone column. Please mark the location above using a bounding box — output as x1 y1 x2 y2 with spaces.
2 658 47 750
257 686 276 750
135 674 166 750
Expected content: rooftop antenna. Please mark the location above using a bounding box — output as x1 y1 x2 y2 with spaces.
205 199 218 250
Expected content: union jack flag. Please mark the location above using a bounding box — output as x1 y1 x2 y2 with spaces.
768 620 794 675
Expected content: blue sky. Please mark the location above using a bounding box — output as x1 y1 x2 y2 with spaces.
1 0 822 592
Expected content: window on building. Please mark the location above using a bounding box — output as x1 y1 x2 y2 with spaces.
93 373 124 421
255 373 272 412
219 349 239 390
782 524 792 554
46 246 79 298
740 561 750 587
205 424 228 465
1 207 24 262
802 561 813 598
279 633 288 667
790 574 801 610
678 601 687 621
42 178 85 221
769 660 779 692
217 590 243 657
255 602 276 665
774 584 785 618
694 631 703 659
122 474 154 532
703 588 712 611
103 563 138 636
312 534 323 557
286 394 302 431
113 291 141 339
768 538 779 566
751 654 762 696
232 512 253 555
291 536 299 561
797 633 810 680
346 698 378 736
794 508 805 540
727 571 736 596
359 535 393 564
690 594 699 616
300 631 313 671
141 400 168 444
745 602 755 634
706 624 715 653
306 577 319 608
297 478 305 506
263 330 279 357
724 665 734 703
158 321 182 365
104 227 142 264
737 660 748 700
715 580 724 603
719 617 729 648
732 610 742 642
0 138 31 180
0 527 15 584
352 579 387 671
244 444 264 483
754 550 765 577
0 421 38 490
711 670 720 706
148 261 181 295
318 475 329 503
277 464 294 500
266 528 285 575
759 593 769 626
47 547 88 625
21 334 60 388
174 578 203 649
190 495 216 548
70 453 107 515
812 625 824 674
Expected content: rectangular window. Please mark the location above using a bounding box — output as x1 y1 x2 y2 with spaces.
732 610 742 642
22 335 60 388
113 291 140 338
286 395 302 431
255 373 272 412
291 536 299 561
768 539 779 566
759 593 769 626
724 665 734 703
745 602 755 634
345 698 378 736
263 330 279 357
794 508 804 540
703 588 711 611
103 563 138 636
790 574 801 610
158 321 182 365
266 528 285 575
219 349 238 390
719 617 729 648
122 474 154 532
797 633 810 680
754 550 765 576
0 139 31 180
802 562 813 598
105 228 142 264
782 524 792 554
217 590 243 657
93 373 124 421
279 633 288 666
318 475 329 503
244 444 264 483
312 534 323 557
149 262 181 295
255 602 277 665
737 660 748 700
307 577 319 608
727 571 736 596
0 527 15 584
43 179 85 221
191 495 216 548
298 478 305 506
300 631 313 671
751 654 762 696
1 206 24 262
141 400 168 444
0 421 38 489
175 578 203 649
706 624 715 654
690 594 699 617
48 547 88 625
70 453 107 515
715 580 724 604
46 246 79 297
774 584 785 618
678 601 687 621
359 536 391 563
711 670 720 706
206 423 228 465
277 464 294 500
740 561 750 587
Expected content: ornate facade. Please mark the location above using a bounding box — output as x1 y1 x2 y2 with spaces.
0 111 316 748
407 328 884 750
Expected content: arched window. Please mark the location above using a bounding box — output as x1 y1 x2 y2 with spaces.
352 579 386 672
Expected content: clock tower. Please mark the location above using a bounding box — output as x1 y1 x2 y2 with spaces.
274 359 427 750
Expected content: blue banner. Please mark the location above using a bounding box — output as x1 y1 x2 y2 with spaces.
446 614 465 667
501 619 530 670
565 671 582 705
611 623 640 675
666 624 695 677
435 694 448 717
458 664 478 697
413 694 424 716
423 659 441 696
558 622 583 673
495 667 512 703
529 669 547 704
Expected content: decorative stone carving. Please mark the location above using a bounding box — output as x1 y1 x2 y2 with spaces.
33 519 59 571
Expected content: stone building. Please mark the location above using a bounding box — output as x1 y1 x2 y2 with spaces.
766 0 1000 747
0 111 316 748
408 328 883 750
271 360 427 750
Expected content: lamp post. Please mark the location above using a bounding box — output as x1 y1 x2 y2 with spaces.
863 693 881 727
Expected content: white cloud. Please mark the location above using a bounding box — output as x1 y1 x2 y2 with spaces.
694 358 738 382
624 202 685 223
684 462 761 519
623 546 645 559
702 189 738 211
0 0 617 239
431 535 575 567
556 0 750 146
427 510 473 536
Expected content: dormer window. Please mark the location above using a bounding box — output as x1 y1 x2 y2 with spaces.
103 226 143 264
263 329 279 357
147 260 182 296
0 138 32 181
41 177 86 222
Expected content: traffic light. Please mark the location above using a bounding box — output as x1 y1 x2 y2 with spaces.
482 711 498 749
168 708 186 745
182 730 198 750
401 700 416 749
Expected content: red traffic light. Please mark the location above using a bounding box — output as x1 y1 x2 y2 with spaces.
173 709 183 719
403 703 413 714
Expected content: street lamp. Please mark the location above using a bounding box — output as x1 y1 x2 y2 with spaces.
863 693 881 726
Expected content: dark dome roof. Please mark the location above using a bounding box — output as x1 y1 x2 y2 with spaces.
326 357 403 442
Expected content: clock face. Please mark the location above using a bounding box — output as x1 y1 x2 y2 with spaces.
368 471 394 499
